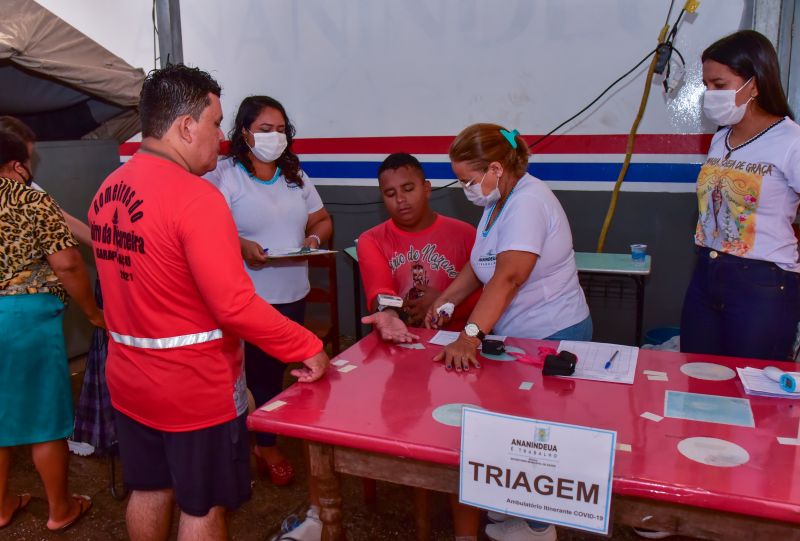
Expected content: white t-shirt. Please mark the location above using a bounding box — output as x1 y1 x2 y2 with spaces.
695 117 800 272
470 173 589 339
204 158 324 303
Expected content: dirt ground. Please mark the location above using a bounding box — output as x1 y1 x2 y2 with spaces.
1 348 697 541
4 437 694 541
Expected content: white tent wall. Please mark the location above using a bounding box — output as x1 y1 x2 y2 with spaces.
179 0 739 141
28 1 767 344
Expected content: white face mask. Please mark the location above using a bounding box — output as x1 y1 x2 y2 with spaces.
702 77 753 126
462 172 501 207
247 130 288 163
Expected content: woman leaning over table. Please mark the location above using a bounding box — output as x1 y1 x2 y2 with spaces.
681 30 800 361
425 123 591 541
0 131 103 531
204 96 332 486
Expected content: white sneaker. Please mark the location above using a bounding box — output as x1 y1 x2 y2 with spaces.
487 510 512 523
485 519 557 541
273 509 322 541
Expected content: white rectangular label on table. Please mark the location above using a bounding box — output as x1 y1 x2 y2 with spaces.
331 359 350 367
558 341 639 384
640 411 663 422
260 400 287 412
338 364 358 373
460 408 616 535
777 437 800 445
647 373 669 382
518 381 534 391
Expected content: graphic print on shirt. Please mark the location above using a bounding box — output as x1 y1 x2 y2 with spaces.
404 264 428 303
90 179 146 283
695 157 767 256
475 249 497 269
388 243 457 299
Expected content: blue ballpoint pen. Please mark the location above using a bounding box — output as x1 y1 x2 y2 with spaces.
604 350 620 370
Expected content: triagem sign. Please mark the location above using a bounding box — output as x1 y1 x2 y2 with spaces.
459 408 616 535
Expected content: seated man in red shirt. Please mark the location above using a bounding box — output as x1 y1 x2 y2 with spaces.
89 64 328 541
359 153 481 541
360 153 479 340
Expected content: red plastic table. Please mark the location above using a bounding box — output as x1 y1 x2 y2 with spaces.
248 329 800 540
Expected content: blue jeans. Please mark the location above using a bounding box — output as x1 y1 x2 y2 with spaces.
545 315 593 341
681 248 800 360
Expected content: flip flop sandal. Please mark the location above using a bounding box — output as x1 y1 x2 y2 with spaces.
47 494 92 532
0 493 31 529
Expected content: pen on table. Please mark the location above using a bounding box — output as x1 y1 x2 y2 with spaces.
604 350 620 370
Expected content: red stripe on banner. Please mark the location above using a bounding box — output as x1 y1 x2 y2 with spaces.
118 134 712 157
292 134 713 155
118 141 231 156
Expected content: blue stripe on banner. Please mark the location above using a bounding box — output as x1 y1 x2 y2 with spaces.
301 161 702 183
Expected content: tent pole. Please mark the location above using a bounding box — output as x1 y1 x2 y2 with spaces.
155 0 183 67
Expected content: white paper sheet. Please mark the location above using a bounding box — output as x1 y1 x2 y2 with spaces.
428 330 460 346
736 367 800 399
558 341 639 384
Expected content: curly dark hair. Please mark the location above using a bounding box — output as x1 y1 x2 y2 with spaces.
227 96 303 187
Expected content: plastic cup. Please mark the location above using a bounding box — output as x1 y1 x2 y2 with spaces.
630 244 647 266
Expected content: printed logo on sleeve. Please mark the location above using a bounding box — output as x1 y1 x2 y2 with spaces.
477 250 497 268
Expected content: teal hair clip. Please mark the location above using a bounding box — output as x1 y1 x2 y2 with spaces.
500 128 519 149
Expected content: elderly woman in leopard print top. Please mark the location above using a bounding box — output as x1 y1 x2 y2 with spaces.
0 130 102 531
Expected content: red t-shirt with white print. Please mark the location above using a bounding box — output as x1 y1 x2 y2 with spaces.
357 214 479 330
89 152 322 432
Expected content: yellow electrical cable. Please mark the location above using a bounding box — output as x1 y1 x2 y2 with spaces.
596 23 671 253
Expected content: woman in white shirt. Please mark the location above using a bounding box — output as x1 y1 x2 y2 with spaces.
426 123 590 541
681 30 800 361
205 96 332 486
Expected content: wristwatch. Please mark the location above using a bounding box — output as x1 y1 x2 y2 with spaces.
463 322 485 341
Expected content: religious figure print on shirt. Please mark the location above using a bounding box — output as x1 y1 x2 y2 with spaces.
695 157 767 256
388 242 458 301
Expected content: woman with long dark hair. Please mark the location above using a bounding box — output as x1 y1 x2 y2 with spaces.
205 96 332 486
681 30 800 360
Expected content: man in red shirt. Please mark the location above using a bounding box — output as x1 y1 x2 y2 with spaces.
359 153 479 341
357 153 481 540
89 64 328 541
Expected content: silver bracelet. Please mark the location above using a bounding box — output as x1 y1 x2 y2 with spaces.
308 234 322 246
